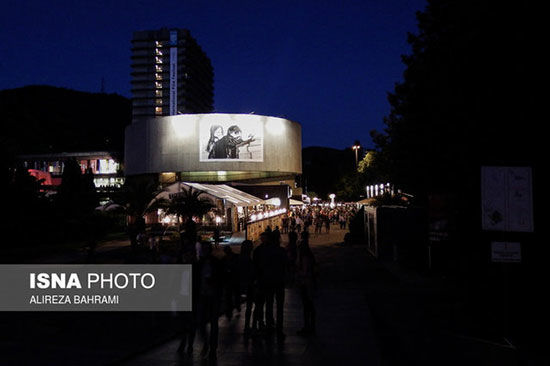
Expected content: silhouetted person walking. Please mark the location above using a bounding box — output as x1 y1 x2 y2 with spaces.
252 232 269 334
221 245 240 319
296 231 317 335
286 228 298 286
196 242 222 360
178 247 199 357
257 231 287 340
272 226 281 244
239 240 255 334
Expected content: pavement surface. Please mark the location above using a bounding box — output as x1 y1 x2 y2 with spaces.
118 227 380 366
1 224 537 365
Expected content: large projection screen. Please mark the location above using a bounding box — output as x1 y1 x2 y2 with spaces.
199 116 264 162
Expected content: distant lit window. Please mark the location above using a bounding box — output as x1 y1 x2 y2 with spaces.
155 49 163 56
155 73 162 81
155 57 163 64
155 41 161 47
96 159 118 174
155 107 163 115
155 65 162 72
155 82 162 89
156 99 163 105
155 90 163 97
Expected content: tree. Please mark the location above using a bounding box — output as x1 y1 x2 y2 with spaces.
371 0 540 204
165 187 214 223
369 1 544 343
118 176 162 221
165 187 215 243
56 159 98 216
114 176 164 248
5 166 52 245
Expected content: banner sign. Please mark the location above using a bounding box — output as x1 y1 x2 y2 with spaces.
169 30 178 115
491 242 521 263
0 265 191 311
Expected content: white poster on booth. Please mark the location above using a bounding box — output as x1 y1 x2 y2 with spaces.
481 166 533 232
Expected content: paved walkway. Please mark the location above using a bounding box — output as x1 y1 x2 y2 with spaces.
118 227 381 366
2 224 530 365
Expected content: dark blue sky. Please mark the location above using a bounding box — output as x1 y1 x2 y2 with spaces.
0 0 426 149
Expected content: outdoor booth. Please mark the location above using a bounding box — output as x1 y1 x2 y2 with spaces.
147 182 287 243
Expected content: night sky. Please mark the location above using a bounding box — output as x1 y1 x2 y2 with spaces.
0 0 426 149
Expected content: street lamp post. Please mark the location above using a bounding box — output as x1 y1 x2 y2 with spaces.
352 141 361 168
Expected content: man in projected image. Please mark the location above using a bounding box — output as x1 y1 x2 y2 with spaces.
209 125 255 159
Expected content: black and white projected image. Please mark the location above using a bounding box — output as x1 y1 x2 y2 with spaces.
199 117 263 162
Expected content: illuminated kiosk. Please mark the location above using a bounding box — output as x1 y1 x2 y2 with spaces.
125 113 302 241
153 182 288 242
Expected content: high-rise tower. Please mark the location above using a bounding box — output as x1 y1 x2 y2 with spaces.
130 28 214 118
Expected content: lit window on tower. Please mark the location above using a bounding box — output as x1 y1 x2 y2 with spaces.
155 90 163 97
156 99 163 105
155 107 163 115
155 57 163 64
155 73 162 81
155 82 162 89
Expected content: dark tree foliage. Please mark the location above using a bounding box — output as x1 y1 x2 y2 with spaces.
302 146 356 199
56 159 98 216
372 0 541 203
369 2 545 344
3 167 54 246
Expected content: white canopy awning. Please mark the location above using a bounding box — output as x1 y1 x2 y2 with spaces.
155 182 264 207
289 198 304 206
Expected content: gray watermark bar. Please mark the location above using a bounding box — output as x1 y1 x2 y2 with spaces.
0 265 192 311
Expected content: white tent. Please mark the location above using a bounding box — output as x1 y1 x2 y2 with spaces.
289 198 304 206
263 197 282 206
151 182 265 208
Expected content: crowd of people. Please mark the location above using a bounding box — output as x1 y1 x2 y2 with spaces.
282 205 357 234
177 222 320 361
172 205 358 361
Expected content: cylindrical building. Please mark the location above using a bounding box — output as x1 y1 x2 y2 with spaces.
124 113 302 185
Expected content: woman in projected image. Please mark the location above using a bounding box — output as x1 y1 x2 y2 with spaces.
206 125 224 159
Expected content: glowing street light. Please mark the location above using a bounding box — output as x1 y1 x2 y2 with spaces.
329 193 336 208
352 141 361 167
